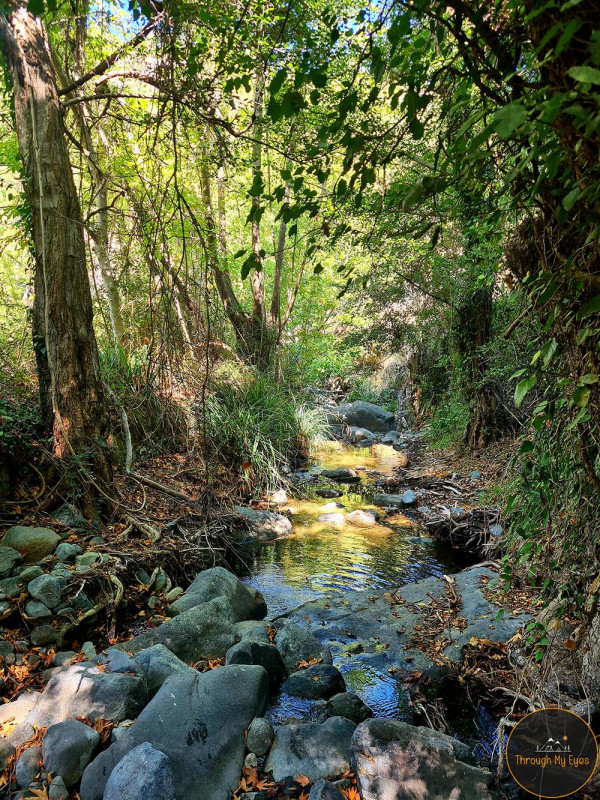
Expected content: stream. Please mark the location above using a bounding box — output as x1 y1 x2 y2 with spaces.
239 441 498 762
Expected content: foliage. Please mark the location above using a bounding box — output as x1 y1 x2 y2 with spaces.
203 374 327 494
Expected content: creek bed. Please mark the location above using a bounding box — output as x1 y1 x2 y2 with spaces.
238 442 498 761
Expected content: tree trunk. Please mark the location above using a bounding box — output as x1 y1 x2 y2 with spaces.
0 8 113 514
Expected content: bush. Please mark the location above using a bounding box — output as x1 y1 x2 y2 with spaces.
203 374 328 494
425 391 470 449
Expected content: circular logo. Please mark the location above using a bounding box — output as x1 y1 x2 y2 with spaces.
506 707 598 798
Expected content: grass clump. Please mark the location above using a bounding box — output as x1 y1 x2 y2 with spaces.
204 374 328 495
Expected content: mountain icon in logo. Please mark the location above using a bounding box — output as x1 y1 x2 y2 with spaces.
536 737 571 753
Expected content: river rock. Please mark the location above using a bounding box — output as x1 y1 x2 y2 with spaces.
133 644 195 698
381 431 400 444
226 640 285 691
373 492 416 508
327 692 373 724
247 717 274 757
346 510 377 528
116 596 236 661
0 546 22 577
349 426 375 443
54 542 83 562
233 620 271 643
317 512 345 526
350 718 493 800
320 468 360 483
169 566 267 622
1 526 61 563
28 574 68 609
283 664 346 699
327 401 395 433
15 745 42 787
52 503 90 533
274 621 332 674
49 775 69 800
315 489 343 499
308 780 345 800
42 720 100 785
30 624 58 646
234 506 293 541
103 742 176 800
80 665 269 800
264 717 356 783
24 600 52 621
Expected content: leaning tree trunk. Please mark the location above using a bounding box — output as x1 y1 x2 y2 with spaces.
0 7 113 515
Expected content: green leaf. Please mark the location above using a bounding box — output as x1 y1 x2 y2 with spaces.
515 375 537 407
580 373 599 384
520 440 535 453
573 385 591 407
568 66 600 84
409 118 424 139
269 68 287 96
492 103 528 137
579 293 600 318
308 69 327 89
563 187 580 210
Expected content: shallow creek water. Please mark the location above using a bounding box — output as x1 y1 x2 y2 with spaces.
239 442 496 759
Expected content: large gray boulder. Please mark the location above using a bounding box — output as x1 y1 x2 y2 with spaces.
282 664 346 699
0 546 22 577
350 719 494 800
115 596 236 662
225 640 285 691
264 717 356 783
28 573 69 609
309 780 345 800
274 621 332 674
169 566 266 622
133 644 195 699
42 720 100 785
233 506 293 542
80 665 269 800
327 401 395 433
103 742 176 800
1 526 62 563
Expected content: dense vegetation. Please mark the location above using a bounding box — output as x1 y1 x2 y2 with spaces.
1 0 599 639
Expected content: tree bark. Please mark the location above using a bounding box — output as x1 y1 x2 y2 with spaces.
0 7 113 513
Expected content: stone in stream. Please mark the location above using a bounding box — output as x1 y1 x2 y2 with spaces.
42 720 100 785
1 526 62 563
380 430 401 444
132 644 195 699
80 665 269 800
350 718 494 800
373 490 416 508
327 692 373 724
315 488 343 499
27 574 68 609
349 426 375 443
102 742 176 800
233 506 293 542
346 510 377 528
274 621 333 674
317 512 345 526
168 566 267 622
319 468 360 483
282 664 346 699
326 401 395 433
15 745 42 787
246 717 274 757
54 542 83 562
264 717 356 783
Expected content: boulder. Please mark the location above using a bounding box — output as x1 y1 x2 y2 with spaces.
327 401 395 433
103 742 176 800
133 644 195 699
225 640 285 691
349 718 493 800
349 427 375 444
315 489 343 499
346 510 376 528
80 665 269 800
49 776 69 800
0 546 22 577
308 780 345 800
54 543 83 562
274 622 332 674
116 596 236 662
30 624 58 646
27 574 68 609
42 720 100 785
247 717 274 757
264 717 356 783
52 503 90 533
373 492 416 508
381 431 400 444
234 506 293 541
282 665 346 699
169 566 266 622
1 526 61 563
24 600 52 622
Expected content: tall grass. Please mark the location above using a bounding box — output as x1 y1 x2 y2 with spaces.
204 375 328 494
